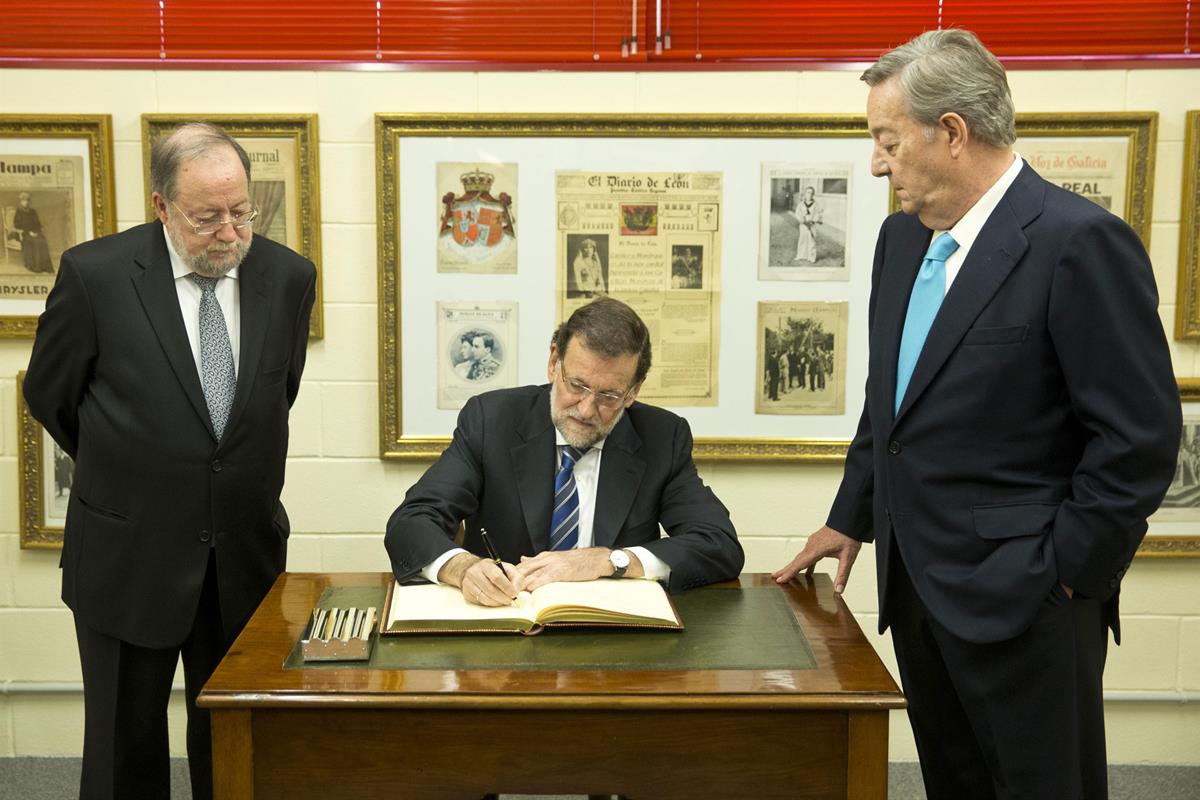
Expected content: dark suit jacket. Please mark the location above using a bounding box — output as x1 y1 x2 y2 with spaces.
24 222 315 649
385 385 744 593
828 163 1180 644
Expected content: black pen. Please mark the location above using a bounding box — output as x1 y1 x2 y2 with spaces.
480 527 517 604
480 527 502 565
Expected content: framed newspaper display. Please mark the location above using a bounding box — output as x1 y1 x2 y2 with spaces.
0 115 116 338
17 371 68 549
376 114 893 462
1175 111 1200 340
1149 380 1200 556
141 114 325 339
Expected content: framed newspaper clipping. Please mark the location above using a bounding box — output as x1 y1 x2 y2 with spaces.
141 114 325 339
1174 111 1200 340
0 115 115 338
376 114 892 462
17 371 67 549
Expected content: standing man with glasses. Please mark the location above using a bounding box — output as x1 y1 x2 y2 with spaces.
386 296 743 605
773 30 1179 799
24 122 316 800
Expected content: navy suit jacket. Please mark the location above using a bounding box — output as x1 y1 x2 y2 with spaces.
24 222 315 648
828 163 1180 644
385 385 744 593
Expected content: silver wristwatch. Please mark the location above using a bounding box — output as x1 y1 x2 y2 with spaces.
608 548 630 579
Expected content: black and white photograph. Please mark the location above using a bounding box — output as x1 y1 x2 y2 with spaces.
1154 416 1200 521
755 301 848 415
565 232 609 298
670 244 703 289
759 163 852 281
435 301 518 409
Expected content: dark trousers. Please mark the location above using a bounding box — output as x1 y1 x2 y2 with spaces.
888 548 1110 800
74 550 231 800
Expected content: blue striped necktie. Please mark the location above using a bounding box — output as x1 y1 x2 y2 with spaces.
895 232 959 414
549 445 589 551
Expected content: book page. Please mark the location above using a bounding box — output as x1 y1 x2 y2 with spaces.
529 579 679 625
385 583 536 629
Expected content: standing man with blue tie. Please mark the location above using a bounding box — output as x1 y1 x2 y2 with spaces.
386 297 743 604
24 123 316 800
773 30 1180 800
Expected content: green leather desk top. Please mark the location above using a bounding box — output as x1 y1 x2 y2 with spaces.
285 584 815 672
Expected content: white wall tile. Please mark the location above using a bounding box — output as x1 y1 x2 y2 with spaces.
1180 618 1200 691
321 382 379 458
0 609 80 682
1126 70 1200 141
1010 70 1128 113
316 72 481 143
1104 617 1180 690
635 72 802 113
319 224 377 304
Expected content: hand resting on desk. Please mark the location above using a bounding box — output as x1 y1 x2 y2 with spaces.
438 553 524 607
517 547 645 592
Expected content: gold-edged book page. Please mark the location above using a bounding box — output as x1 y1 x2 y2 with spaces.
381 578 682 635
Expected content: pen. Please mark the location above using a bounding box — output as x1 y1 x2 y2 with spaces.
480 527 502 564
480 527 517 605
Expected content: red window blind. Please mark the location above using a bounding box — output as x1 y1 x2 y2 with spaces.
0 1 1194 65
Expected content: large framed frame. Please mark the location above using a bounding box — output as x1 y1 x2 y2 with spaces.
17 371 67 549
1175 111 1200 339
141 114 325 339
376 113 886 462
0 115 116 338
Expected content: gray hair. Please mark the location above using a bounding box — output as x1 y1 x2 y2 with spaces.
553 297 652 385
860 29 1016 148
150 122 252 202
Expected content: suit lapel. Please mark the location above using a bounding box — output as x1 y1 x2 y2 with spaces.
222 242 273 439
591 413 645 549
893 164 1041 422
130 224 214 437
512 389 557 552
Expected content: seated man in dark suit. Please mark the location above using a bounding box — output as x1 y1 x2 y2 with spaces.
386 297 743 604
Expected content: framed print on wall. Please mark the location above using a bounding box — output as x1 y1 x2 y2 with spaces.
1174 110 1200 340
0 115 116 338
141 114 325 339
17 371 68 549
376 113 891 462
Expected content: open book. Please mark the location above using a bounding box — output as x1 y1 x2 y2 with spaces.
381 578 683 635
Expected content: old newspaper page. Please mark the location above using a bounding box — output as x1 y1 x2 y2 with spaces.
555 171 722 407
436 301 519 410
0 154 86 302
1020 138 1129 219
239 137 300 253
756 301 848 415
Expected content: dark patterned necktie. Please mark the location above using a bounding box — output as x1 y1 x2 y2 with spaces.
189 274 236 439
549 445 589 551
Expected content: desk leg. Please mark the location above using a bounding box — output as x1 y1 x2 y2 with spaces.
212 709 254 800
846 711 888 800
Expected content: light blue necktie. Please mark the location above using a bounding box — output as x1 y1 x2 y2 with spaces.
549 445 589 551
895 233 959 414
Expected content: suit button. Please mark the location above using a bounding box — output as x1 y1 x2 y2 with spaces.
888 441 902 454
199 529 211 543
211 459 222 473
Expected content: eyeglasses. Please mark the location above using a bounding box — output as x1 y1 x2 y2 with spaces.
171 201 258 236
557 363 635 411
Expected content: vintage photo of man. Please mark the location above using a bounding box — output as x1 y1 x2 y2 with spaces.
436 301 519 409
759 163 852 280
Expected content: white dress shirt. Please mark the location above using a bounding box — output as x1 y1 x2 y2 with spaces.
942 152 1024 293
422 430 671 584
163 223 241 378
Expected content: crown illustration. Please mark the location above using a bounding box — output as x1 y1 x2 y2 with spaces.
460 168 495 194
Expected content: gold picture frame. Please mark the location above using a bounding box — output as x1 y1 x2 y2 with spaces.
141 114 325 339
1174 111 1200 339
888 112 1157 246
0 115 116 338
376 113 875 462
17 371 66 549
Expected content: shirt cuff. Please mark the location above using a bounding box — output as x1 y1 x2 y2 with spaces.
422 548 468 584
627 546 670 581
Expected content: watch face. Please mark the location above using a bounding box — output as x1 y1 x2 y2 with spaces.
611 549 630 568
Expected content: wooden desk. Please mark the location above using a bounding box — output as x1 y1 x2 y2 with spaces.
200 573 904 799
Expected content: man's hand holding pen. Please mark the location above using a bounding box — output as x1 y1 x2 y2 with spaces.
437 529 523 606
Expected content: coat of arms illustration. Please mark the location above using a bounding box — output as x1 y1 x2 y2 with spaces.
439 168 516 249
